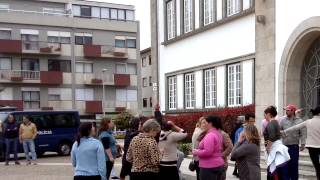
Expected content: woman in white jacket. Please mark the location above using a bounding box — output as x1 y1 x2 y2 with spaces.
282 106 320 180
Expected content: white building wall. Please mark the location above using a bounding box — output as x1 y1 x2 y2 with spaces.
216 65 226 107
195 70 203 108
275 0 320 106
177 74 184 109
242 59 254 105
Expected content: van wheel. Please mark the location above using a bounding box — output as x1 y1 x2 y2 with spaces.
58 142 71 156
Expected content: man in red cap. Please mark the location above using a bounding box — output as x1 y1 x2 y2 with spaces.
279 104 307 180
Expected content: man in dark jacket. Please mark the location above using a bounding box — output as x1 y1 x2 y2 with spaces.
3 114 20 165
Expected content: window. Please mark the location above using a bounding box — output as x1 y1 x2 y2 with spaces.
75 33 92 45
110 9 118 19
127 39 136 48
0 57 11 70
75 62 93 73
0 30 11 39
127 90 137 101
47 31 71 44
116 63 126 74
43 8 65 16
49 88 72 101
143 98 148 108
126 10 134 21
127 63 137 75
118 9 125 20
75 89 94 101
80 6 91 17
48 60 71 72
22 59 39 71
185 73 195 108
204 68 216 108
227 0 241 16
50 113 76 128
150 97 153 107
48 94 60 101
92 7 100 18
72 5 81 16
115 39 126 48
228 63 241 106
184 0 193 33
22 91 40 109
204 0 215 25
168 76 177 109
143 78 147 87
101 8 109 19
166 1 176 40
149 55 152 65
142 57 146 67
149 76 152 86
116 89 137 102
21 33 39 50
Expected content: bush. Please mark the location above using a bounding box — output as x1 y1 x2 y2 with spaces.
178 143 192 157
164 104 255 142
114 112 133 130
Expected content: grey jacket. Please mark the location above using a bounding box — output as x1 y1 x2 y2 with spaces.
280 116 306 145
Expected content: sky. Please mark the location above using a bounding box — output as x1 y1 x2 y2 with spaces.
95 0 151 50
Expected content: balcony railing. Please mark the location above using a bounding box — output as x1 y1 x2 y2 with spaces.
84 44 128 59
0 70 40 81
0 8 70 17
22 41 62 55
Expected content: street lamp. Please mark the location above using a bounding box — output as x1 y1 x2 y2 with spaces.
102 68 108 116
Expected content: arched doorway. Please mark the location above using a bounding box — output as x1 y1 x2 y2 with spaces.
278 17 320 118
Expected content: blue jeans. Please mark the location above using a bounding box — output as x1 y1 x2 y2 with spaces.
286 145 299 180
22 139 37 161
5 138 18 162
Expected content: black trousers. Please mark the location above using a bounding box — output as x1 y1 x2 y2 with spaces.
200 166 224 180
159 165 180 180
106 161 114 180
74 175 101 180
195 160 200 180
308 147 320 180
120 159 132 178
130 172 159 180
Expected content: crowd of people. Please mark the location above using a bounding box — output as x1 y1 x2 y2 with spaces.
70 104 320 180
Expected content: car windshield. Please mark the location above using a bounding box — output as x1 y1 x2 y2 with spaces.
0 113 9 123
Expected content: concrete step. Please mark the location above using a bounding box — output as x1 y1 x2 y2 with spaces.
228 160 317 180
259 155 314 172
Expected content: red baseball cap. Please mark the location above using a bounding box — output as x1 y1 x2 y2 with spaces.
284 104 297 112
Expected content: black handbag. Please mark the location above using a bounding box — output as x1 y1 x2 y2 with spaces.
188 159 196 171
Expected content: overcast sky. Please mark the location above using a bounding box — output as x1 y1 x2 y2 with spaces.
95 0 151 50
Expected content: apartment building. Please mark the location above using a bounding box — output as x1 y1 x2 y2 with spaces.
0 0 140 118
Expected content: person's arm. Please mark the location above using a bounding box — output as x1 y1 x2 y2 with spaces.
222 132 233 158
283 121 308 135
148 140 160 166
19 124 23 142
101 137 114 162
231 142 250 160
71 143 77 167
97 142 107 180
170 132 188 142
32 124 37 139
193 134 215 158
299 120 307 151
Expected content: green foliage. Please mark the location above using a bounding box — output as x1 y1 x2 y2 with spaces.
114 112 133 130
178 143 192 157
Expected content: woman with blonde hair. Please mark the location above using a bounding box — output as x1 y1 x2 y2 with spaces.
191 117 205 180
231 125 261 180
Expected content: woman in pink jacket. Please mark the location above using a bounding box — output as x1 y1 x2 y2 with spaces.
192 116 225 180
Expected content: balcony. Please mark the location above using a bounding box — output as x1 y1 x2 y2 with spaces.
0 39 22 54
22 41 62 56
85 101 102 114
84 73 114 86
114 74 130 86
0 100 23 111
40 71 63 85
84 44 128 59
0 70 40 83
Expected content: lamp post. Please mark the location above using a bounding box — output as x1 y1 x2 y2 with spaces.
102 68 108 116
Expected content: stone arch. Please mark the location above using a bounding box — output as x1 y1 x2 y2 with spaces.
278 17 320 116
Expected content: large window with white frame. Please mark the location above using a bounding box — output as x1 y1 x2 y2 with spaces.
184 0 193 33
75 88 94 101
185 73 195 109
168 76 177 109
227 0 241 16
228 63 241 106
204 68 216 108
0 57 11 70
166 0 176 40
204 0 215 25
